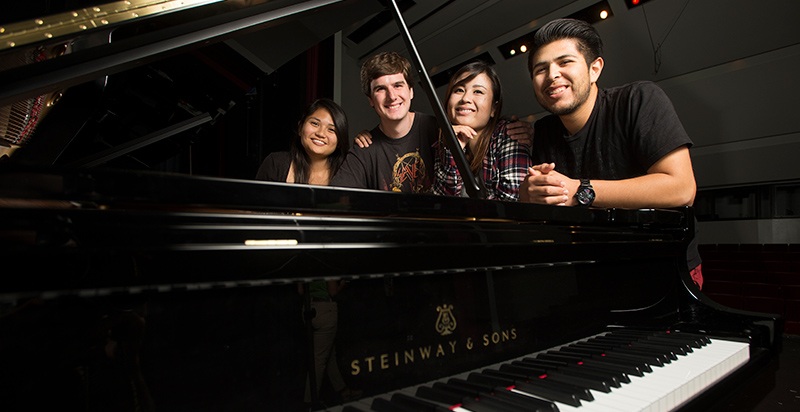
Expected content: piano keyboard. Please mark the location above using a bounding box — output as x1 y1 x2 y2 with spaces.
333 330 750 412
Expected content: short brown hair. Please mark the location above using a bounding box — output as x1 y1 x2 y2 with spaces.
360 51 414 96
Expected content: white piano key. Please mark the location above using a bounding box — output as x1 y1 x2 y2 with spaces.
512 337 749 412
345 336 750 412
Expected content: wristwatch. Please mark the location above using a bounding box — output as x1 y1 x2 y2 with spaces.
575 179 595 207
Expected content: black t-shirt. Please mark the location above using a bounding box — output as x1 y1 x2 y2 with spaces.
330 112 437 193
531 81 693 180
531 81 700 269
254 151 291 182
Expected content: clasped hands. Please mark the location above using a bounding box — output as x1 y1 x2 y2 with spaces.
519 162 581 206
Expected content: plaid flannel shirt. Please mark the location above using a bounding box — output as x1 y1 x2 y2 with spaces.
433 119 532 201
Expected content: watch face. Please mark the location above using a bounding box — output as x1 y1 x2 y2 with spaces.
577 188 595 205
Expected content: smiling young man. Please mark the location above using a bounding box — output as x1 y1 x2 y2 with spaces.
518 18 703 289
329 52 438 192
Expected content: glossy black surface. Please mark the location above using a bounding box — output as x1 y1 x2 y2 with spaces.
0 167 781 411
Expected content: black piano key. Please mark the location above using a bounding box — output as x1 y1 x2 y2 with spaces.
441 379 553 412
512 380 584 407
604 328 654 337
371 397 421 412
580 359 644 377
673 332 712 345
581 341 673 364
538 370 612 393
587 338 683 361
479 369 529 384
555 344 654 372
608 329 709 347
551 351 647 376
615 346 673 363
570 362 632 383
342 405 371 412
592 335 687 356
564 363 630 384
519 357 568 368
467 371 516 388
536 351 586 363
507 359 627 386
517 375 594 401
647 335 700 350
560 343 607 355
460 395 530 412
650 334 699 346
630 341 685 357
416 385 462 405
605 330 705 352
489 387 558 412
601 347 666 365
499 363 547 378
598 351 661 369
432 381 473 398
449 377 494 394
390 393 451 412
547 367 619 389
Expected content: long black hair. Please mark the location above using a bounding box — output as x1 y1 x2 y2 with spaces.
289 98 350 184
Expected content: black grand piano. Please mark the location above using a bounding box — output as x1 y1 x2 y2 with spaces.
0 1 782 411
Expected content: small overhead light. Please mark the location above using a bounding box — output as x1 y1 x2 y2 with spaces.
626 0 654 8
520 45 527 53
509 49 516 56
567 0 614 24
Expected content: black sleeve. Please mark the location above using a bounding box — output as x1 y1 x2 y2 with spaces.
329 149 368 188
629 82 693 171
255 152 291 182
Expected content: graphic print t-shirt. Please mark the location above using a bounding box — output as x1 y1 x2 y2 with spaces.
330 112 437 193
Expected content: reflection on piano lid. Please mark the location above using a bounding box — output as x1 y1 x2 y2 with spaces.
0 0 381 169
0 0 380 107
0 0 225 51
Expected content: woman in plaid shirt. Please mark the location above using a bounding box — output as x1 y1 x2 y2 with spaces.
432 61 533 201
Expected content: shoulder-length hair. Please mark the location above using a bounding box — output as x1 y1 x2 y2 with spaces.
444 61 503 175
290 98 350 184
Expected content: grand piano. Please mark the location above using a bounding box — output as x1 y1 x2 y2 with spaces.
0 1 782 411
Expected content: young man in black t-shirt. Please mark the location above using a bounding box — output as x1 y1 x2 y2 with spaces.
519 19 702 288
330 52 436 193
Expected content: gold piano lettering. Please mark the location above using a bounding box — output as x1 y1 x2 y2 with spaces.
482 328 517 346
349 330 517 376
419 346 432 359
436 344 445 357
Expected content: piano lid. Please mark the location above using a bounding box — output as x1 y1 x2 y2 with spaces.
0 0 383 168
0 0 381 108
1 0 485 197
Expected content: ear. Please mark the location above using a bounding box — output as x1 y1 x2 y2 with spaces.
366 95 375 108
589 57 604 84
409 85 414 100
491 101 498 118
